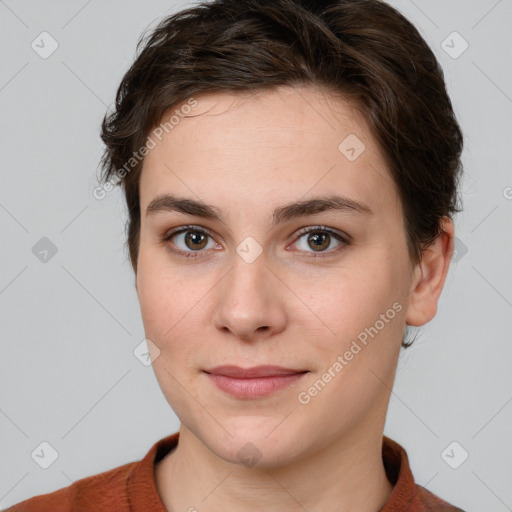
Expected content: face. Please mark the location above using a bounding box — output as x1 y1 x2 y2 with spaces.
136 85 417 467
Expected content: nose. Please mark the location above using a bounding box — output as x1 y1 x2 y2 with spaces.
211 251 288 342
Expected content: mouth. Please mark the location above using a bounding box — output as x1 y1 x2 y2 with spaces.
203 365 309 399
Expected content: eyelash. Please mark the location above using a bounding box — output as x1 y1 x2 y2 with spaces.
161 224 350 259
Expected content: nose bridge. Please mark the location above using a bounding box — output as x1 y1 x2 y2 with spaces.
211 245 287 339
225 246 271 307
224 230 269 290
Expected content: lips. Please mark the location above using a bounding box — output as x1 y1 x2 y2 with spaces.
203 365 307 378
203 365 309 398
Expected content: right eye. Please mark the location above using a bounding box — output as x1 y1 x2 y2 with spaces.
162 225 221 258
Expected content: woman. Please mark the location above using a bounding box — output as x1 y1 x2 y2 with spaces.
6 0 465 510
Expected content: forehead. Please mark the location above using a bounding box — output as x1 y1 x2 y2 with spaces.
150 86 373 152
139 85 400 218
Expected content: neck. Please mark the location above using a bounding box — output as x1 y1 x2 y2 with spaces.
156 423 394 512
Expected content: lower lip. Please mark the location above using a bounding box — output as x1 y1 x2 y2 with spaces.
205 372 307 398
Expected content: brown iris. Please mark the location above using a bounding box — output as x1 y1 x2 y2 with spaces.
185 231 208 250
307 231 330 251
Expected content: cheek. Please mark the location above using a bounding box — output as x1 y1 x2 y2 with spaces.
137 258 203 410
136 249 213 365
137 249 188 341
296 276 405 425
300 262 402 339
293 257 408 399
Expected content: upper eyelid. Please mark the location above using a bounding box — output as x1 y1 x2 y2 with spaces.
295 225 350 241
163 224 211 239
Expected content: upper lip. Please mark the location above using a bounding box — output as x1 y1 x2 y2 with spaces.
204 365 308 378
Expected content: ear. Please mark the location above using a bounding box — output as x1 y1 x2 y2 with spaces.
405 217 454 327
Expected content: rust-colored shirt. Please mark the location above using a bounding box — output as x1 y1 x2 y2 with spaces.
5 434 464 511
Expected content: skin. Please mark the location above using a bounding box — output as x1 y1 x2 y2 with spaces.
135 85 454 512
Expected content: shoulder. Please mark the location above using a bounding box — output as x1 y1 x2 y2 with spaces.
3 433 179 512
415 485 466 511
381 436 466 512
3 460 137 512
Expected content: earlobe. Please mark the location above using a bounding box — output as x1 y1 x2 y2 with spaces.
405 217 454 327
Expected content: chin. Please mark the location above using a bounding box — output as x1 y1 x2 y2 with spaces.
201 421 305 469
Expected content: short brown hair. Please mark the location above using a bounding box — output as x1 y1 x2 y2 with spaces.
99 0 463 273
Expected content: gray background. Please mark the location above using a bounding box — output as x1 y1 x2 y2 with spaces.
0 0 511 510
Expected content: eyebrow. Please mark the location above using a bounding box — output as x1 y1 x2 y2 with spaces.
145 193 373 225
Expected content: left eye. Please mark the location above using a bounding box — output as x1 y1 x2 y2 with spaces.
292 227 348 255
